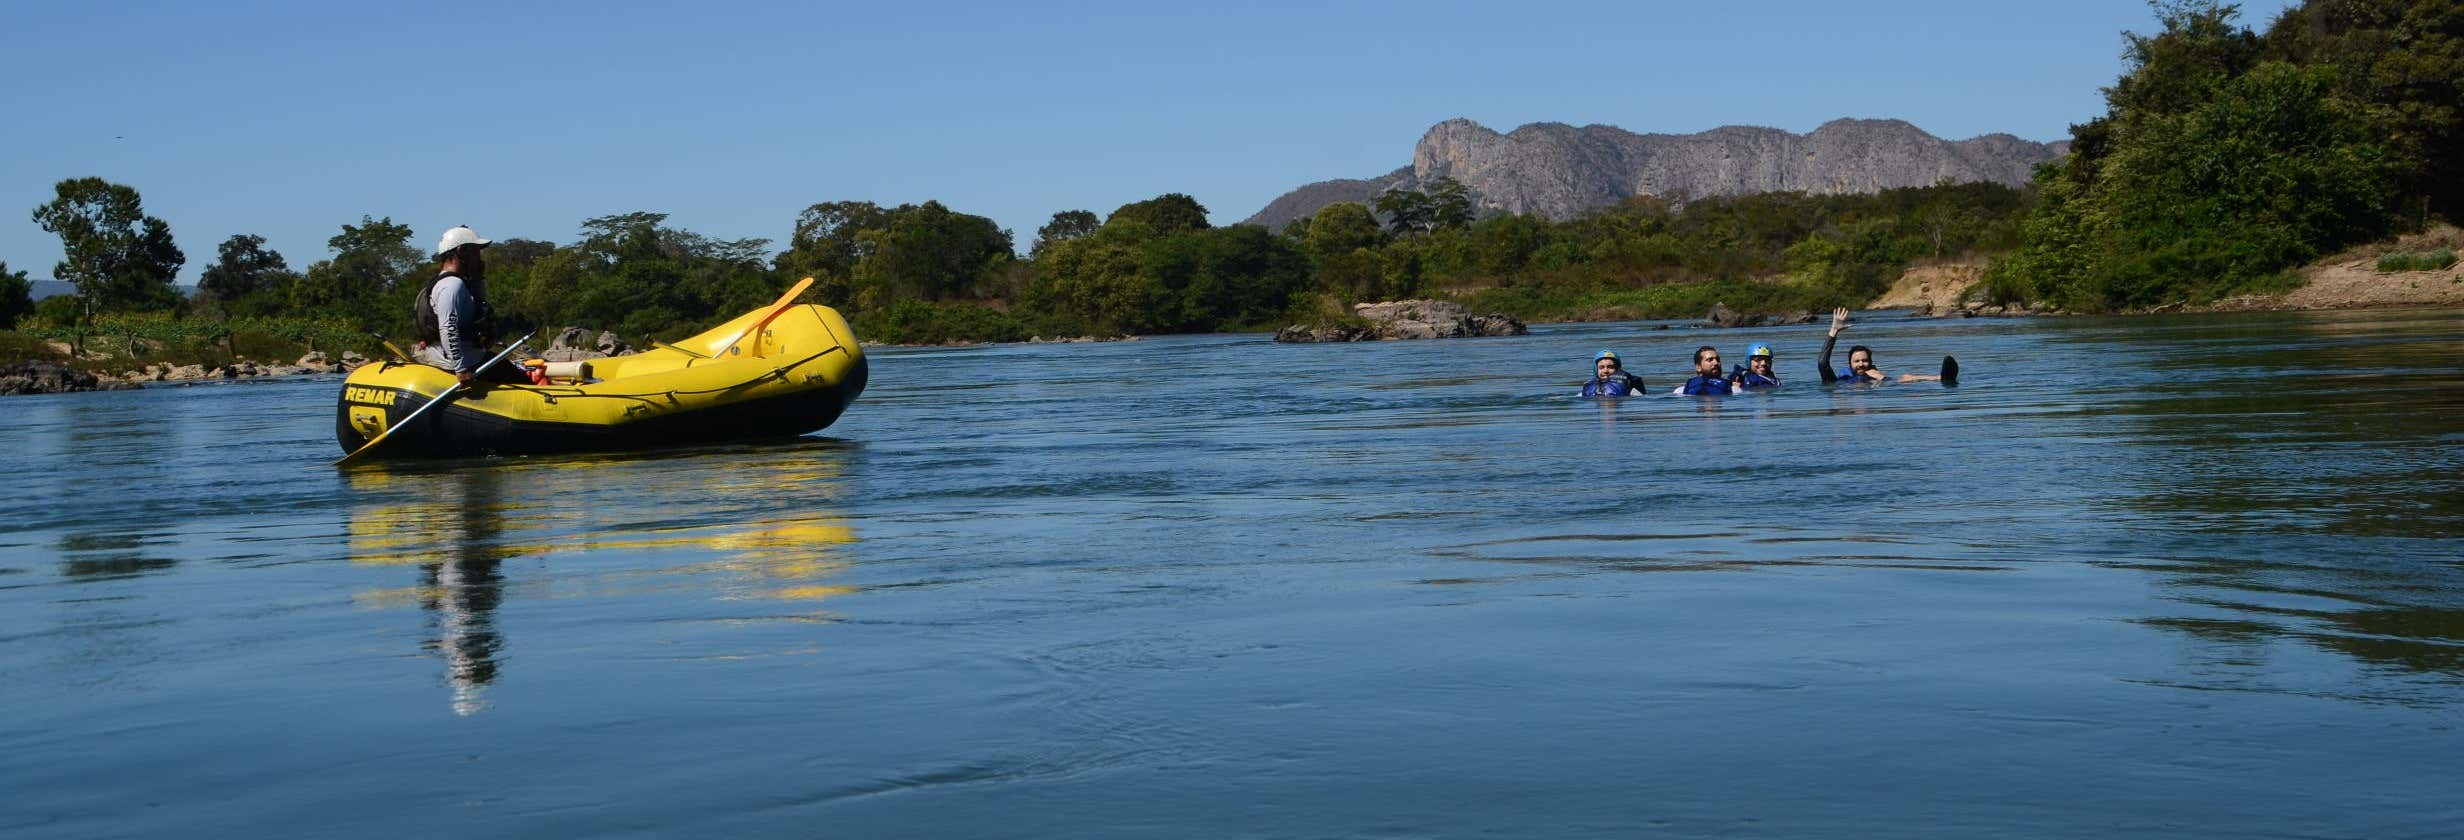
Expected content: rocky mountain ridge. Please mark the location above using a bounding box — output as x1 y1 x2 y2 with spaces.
1244 118 2066 229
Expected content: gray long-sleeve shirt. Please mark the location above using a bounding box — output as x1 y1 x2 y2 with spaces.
421 274 481 373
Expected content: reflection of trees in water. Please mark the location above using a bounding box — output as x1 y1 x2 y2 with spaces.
2092 312 2464 691
44 528 181 688
346 442 862 714
58 532 178 580
2143 602 2464 680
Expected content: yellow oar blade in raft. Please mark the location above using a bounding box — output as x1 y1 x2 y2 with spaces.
714 276 815 359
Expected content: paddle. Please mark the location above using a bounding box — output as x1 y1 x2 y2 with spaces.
372 334 412 363
333 332 534 467
713 277 815 359
653 340 708 359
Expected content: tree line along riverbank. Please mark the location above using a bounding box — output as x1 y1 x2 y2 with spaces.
1 0 2454 383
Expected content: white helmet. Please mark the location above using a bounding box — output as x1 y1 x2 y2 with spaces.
435 225 491 257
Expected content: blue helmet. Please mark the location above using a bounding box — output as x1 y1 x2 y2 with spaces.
1593 350 1620 367
1748 344 1773 359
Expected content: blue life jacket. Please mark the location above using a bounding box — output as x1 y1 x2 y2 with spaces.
1679 374 1733 396
1730 365 1779 390
1582 374 1642 397
1836 369 1874 383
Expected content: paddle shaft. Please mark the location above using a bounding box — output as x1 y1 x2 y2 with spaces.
333 332 534 466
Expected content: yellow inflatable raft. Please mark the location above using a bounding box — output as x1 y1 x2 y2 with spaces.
334 302 866 458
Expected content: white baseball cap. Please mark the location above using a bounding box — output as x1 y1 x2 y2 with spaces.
436 225 491 256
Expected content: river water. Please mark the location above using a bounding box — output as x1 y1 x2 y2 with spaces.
2 309 2460 838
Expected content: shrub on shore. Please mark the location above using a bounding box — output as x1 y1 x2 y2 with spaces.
2376 249 2457 273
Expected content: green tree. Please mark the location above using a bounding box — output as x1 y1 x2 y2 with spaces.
1304 202 1385 300
537 212 791 340
1280 216 1312 241
1104 193 1211 238
195 234 296 318
567 213 690 338
1303 202 1383 260
1374 187 1434 235
2108 0 2263 118
1025 234 1151 335
1783 218 1902 299
2262 0 2464 219
848 201 1012 307
1467 213 1547 277
1990 0 2414 310
1426 177 1475 230
2095 61 2399 305
1138 225 1312 330
509 247 584 328
777 201 890 306
29 177 186 312
0 261 32 329
1031 209 1100 257
294 216 423 323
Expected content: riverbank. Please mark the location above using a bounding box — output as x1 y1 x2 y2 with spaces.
2201 225 2464 312
0 326 636 395
9 229 2461 394
1846 225 2464 318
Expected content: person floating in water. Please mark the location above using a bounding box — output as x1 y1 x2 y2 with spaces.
1818 308 1958 385
1675 346 1743 395
1581 350 1647 396
1730 344 1780 390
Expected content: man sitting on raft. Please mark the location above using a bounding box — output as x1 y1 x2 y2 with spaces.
1581 350 1647 396
1675 346 1743 395
1730 344 1780 390
1817 308 1957 385
415 225 528 385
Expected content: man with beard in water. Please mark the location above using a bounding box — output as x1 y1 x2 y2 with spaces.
414 226 526 384
1817 308 1957 385
1581 350 1647 396
1675 346 1743 395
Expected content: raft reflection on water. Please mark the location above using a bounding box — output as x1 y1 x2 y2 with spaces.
344 444 861 715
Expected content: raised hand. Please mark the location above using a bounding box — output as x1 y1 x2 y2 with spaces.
1828 306 1852 337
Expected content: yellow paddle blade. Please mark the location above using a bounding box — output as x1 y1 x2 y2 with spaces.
716 276 815 359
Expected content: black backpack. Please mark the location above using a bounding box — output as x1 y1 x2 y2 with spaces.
413 272 497 345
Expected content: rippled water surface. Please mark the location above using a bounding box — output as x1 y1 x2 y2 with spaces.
4 310 2462 838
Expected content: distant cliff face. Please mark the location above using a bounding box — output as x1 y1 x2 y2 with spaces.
1243 118 2065 229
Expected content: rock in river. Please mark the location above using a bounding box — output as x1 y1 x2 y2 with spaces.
0 361 141 396
541 327 633 361
1704 304 1818 328
1276 300 1527 343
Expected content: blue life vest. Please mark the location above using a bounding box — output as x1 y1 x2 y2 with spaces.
1731 365 1779 390
1679 375 1733 396
1582 374 1642 397
1836 370 1874 383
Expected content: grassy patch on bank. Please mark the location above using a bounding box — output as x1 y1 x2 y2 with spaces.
2377 249 2458 273
0 330 69 362
3 315 371 371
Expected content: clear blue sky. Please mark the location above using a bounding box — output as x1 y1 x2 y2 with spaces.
0 0 2298 284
